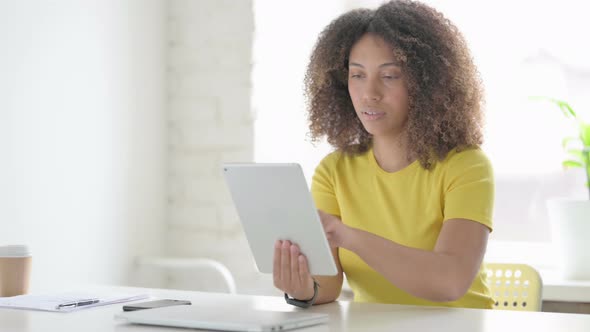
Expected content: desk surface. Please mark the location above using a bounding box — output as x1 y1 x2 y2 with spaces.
2 286 590 332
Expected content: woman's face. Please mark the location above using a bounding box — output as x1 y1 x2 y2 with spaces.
348 33 410 140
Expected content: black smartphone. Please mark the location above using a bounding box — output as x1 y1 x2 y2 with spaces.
122 299 192 311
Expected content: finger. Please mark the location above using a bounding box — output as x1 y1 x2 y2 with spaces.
281 240 291 286
298 254 313 288
290 244 301 289
273 240 282 288
321 218 333 237
325 234 335 248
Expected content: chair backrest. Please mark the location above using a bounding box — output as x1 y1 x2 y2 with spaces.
484 263 543 311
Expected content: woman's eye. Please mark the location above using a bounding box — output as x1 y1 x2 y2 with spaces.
383 75 399 80
350 74 362 79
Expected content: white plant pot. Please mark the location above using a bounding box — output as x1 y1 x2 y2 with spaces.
546 198 590 280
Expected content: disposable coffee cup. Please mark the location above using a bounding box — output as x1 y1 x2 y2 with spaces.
0 245 32 297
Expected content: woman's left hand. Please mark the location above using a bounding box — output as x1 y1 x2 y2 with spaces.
318 210 354 249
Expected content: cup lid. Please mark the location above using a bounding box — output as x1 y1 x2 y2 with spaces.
0 245 31 257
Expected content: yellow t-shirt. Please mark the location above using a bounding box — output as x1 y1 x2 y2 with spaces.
311 147 494 309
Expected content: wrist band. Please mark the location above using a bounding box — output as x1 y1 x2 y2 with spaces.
284 279 319 308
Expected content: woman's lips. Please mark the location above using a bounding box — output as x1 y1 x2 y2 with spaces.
361 111 385 121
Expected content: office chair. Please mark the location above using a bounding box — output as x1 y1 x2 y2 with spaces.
484 263 543 311
135 256 237 294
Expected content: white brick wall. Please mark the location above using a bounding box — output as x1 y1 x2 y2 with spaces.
165 0 276 295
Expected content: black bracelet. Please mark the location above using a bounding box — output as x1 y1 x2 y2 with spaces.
284 279 319 308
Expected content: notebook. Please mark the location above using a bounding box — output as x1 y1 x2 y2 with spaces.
0 291 148 312
115 305 330 332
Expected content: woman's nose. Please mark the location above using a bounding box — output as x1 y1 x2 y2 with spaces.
363 80 382 102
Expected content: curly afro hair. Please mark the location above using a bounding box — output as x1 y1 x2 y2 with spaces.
305 0 484 169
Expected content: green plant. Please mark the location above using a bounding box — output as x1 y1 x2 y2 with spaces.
531 97 590 199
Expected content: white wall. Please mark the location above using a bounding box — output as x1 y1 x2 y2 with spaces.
164 0 261 293
0 0 166 290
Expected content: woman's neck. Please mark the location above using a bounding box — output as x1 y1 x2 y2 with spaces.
372 134 414 173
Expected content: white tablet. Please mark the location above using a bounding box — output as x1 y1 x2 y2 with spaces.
222 163 338 276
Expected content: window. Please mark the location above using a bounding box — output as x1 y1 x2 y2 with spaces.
252 0 344 180
252 0 590 261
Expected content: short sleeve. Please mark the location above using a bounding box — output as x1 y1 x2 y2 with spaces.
311 153 341 217
443 149 494 231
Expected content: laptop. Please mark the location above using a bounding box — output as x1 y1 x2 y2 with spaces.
221 163 338 276
115 305 330 331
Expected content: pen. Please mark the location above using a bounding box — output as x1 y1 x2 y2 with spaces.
56 298 100 310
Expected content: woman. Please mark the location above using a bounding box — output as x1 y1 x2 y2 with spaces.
274 0 494 309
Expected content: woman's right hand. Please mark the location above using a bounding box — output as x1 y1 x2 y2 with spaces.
273 240 315 300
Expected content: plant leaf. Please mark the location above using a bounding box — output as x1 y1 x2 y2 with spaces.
580 122 590 147
557 100 577 118
529 96 577 119
566 149 583 161
563 160 583 168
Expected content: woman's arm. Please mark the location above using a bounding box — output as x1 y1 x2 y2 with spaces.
320 211 489 302
312 246 344 304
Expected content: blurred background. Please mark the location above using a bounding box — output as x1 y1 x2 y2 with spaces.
1 0 589 296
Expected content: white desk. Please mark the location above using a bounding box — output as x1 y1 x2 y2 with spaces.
2 286 590 331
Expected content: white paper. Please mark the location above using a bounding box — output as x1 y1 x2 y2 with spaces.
0 291 148 312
